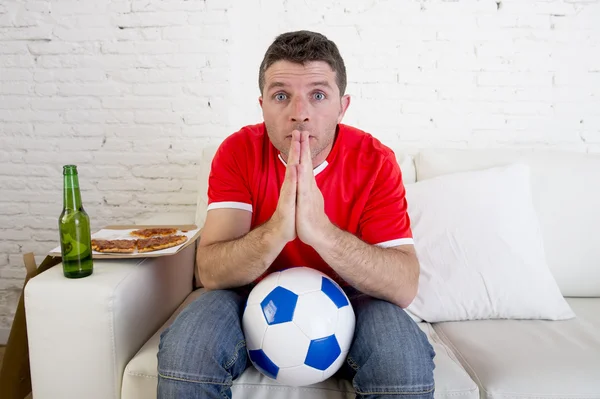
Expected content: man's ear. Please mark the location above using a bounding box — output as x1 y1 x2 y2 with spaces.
258 96 263 109
337 94 351 124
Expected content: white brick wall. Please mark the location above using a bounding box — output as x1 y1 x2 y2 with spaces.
0 0 599 339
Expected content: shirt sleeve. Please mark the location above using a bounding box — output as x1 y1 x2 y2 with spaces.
206 136 253 213
357 153 413 247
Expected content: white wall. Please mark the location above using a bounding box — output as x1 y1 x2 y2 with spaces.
0 0 599 338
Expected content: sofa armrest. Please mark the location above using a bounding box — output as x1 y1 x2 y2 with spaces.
24 245 196 399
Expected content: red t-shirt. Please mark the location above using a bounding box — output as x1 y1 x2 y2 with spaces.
207 123 413 285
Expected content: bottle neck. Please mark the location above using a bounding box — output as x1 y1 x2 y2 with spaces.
63 173 82 210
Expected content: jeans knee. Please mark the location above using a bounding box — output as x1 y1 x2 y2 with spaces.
157 289 248 380
349 298 436 394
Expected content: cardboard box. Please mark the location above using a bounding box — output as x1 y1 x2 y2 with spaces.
48 224 202 259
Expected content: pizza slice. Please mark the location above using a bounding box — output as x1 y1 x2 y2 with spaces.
91 239 137 253
130 228 178 238
137 235 188 253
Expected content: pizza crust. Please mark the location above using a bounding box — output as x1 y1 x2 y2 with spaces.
91 233 188 254
137 235 188 253
130 228 178 238
91 239 137 253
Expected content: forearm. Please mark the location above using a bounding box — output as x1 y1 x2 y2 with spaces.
197 220 286 290
314 224 419 308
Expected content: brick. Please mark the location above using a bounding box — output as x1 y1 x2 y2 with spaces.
0 110 62 123
28 42 86 55
64 110 135 124
57 137 104 151
0 41 29 54
25 1 51 13
114 27 162 41
131 1 206 12
0 68 32 81
57 83 123 97
97 180 145 192
188 10 228 25
31 97 101 110
0 268 27 280
0 54 35 68
53 26 115 42
105 125 163 138
0 96 30 109
102 193 136 206
0 26 52 41
113 11 188 28
131 164 199 179
133 83 182 96
477 72 553 87
102 97 172 110
101 41 175 55
34 69 107 83
0 162 59 177
136 192 198 205
51 1 108 15
0 238 20 251
162 26 204 40
34 84 58 96
0 229 32 241
0 279 25 290
132 138 173 151
93 151 167 166
140 178 184 192
24 149 93 164
134 110 181 124
32 229 59 242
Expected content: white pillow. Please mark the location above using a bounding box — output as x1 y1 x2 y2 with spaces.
404 163 575 322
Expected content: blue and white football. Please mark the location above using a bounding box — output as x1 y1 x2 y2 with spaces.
242 267 356 386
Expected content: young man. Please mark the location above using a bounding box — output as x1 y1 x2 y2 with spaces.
157 30 435 399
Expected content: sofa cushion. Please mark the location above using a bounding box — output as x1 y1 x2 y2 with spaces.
415 149 600 297
194 144 416 229
404 163 574 323
122 290 479 399
433 298 600 399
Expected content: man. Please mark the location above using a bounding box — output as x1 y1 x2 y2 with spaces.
158 30 435 399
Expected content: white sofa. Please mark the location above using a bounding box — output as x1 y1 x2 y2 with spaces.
25 147 600 399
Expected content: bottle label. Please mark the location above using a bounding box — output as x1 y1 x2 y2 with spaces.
61 233 90 260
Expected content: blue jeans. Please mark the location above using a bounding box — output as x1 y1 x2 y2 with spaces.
157 287 435 398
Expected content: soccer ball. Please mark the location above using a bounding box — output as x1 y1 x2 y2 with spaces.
242 267 356 387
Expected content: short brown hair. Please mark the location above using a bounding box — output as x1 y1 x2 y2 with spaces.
258 30 347 96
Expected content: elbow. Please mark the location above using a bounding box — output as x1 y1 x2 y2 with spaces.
395 267 419 309
196 256 216 291
396 287 417 309
197 265 219 291
198 272 220 291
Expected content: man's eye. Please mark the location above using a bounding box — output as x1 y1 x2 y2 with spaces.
275 93 287 101
313 92 325 101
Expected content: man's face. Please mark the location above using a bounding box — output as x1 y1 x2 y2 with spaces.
259 60 350 166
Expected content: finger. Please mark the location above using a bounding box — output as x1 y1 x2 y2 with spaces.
300 130 311 167
287 130 300 166
281 163 297 201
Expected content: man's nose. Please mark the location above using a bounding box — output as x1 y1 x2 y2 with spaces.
290 97 309 122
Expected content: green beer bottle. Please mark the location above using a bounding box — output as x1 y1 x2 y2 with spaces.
59 165 93 278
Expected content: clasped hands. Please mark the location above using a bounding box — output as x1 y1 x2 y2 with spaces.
272 130 333 248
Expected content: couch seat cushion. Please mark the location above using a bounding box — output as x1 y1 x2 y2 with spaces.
433 298 600 399
122 289 478 399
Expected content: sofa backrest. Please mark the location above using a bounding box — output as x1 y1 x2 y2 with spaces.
413 148 600 298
